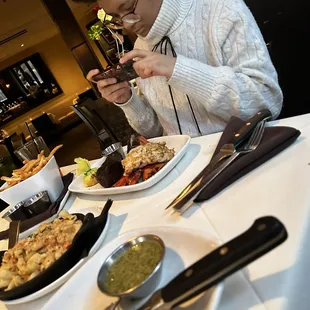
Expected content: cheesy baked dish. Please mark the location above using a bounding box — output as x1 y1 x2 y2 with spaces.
0 211 82 291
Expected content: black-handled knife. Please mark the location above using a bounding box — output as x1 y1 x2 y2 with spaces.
165 109 272 212
232 109 272 147
138 216 287 310
8 221 20 250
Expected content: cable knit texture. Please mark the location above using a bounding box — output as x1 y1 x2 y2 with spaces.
115 0 283 138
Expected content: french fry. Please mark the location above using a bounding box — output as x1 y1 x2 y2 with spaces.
24 160 38 173
39 155 45 166
32 163 44 174
1 176 21 182
47 145 63 160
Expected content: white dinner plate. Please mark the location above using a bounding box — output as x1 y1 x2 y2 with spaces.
43 226 224 310
68 135 191 196
3 209 110 305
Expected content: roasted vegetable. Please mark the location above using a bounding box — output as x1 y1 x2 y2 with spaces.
112 176 128 187
142 163 166 181
74 157 98 187
83 168 98 187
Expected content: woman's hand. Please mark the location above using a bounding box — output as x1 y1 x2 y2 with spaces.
120 50 176 80
86 69 131 104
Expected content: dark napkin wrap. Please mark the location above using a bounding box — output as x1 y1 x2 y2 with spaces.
0 199 112 300
0 173 74 241
195 116 301 202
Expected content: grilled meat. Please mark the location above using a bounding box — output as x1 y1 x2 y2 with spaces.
122 142 174 176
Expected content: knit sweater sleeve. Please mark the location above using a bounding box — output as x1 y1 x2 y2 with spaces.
168 0 283 121
114 83 163 138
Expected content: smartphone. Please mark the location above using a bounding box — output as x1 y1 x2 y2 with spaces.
92 60 139 83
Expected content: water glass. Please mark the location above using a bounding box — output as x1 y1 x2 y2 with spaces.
14 136 50 161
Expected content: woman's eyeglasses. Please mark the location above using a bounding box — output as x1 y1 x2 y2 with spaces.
121 0 140 24
104 0 141 25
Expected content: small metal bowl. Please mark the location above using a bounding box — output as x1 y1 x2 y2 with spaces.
97 234 165 299
2 202 28 222
102 142 125 159
23 191 51 216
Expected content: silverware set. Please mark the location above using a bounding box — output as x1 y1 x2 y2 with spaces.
166 109 272 214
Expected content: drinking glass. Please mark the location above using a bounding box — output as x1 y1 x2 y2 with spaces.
14 136 50 161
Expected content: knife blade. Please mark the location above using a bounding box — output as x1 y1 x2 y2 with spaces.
137 216 287 310
165 109 272 211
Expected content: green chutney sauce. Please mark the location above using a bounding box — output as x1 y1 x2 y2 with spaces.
104 241 163 294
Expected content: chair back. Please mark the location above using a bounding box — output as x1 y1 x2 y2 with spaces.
31 113 59 144
72 99 116 150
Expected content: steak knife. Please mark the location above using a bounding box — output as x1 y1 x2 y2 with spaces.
137 216 287 310
165 109 272 211
8 221 20 249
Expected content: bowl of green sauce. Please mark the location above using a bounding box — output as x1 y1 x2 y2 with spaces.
97 234 165 299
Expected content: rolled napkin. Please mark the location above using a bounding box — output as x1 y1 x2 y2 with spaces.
0 173 74 240
195 116 301 202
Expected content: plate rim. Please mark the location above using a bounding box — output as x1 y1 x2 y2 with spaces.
68 135 191 195
43 225 224 310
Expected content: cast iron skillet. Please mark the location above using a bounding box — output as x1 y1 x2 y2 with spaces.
0 199 112 300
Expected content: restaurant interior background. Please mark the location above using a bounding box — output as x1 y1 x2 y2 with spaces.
0 0 309 170
0 0 136 171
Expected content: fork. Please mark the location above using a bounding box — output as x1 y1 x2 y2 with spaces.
214 119 267 171
173 120 267 213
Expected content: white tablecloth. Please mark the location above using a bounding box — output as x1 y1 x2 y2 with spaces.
2 113 310 310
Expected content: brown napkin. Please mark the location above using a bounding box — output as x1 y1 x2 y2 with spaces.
195 116 301 202
0 173 74 240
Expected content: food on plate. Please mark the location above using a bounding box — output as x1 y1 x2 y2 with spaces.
96 152 124 188
76 136 175 189
74 157 98 187
122 141 175 176
127 135 148 153
0 210 82 291
142 163 166 181
112 138 174 187
0 145 63 192
103 240 163 294
110 140 175 187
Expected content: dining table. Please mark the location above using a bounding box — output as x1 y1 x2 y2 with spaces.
1 113 310 310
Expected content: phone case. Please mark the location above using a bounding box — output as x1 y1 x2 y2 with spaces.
92 60 138 83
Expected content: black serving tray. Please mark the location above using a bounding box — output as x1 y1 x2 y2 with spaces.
0 199 112 300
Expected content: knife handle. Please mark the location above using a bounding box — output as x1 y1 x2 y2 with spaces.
8 221 20 249
233 109 271 147
161 216 287 308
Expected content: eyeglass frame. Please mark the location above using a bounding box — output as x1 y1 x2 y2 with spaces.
104 0 140 25
121 0 140 23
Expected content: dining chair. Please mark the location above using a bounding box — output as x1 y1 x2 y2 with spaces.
244 0 310 118
72 97 136 149
3 133 23 168
71 99 116 151
31 113 60 145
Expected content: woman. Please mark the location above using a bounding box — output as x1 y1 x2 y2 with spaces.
76 0 283 138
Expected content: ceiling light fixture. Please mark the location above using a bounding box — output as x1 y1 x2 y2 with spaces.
21 44 24 47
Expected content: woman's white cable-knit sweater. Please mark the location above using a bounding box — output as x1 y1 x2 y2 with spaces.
115 0 283 138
